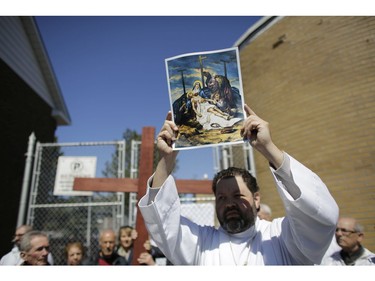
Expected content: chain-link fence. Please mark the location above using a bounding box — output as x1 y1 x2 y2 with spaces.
25 140 128 265
180 195 216 226
131 140 218 227
22 136 254 265
214 142 256 176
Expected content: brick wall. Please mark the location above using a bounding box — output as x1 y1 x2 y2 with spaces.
239 16 375 252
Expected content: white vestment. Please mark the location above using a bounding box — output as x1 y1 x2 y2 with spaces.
138 153 339 265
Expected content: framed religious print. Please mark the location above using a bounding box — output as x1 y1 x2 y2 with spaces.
165 47 245 150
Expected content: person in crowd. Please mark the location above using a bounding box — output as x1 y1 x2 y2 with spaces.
116 225 137 265
0 225 53 265
258 203 272 221
19 230 50 265
138 104 339 265
317 234 341 265
137 238 173 266
89 229 126 265
137 239 156 265
65 241 85 265
321 217 375 265
0 225 32 265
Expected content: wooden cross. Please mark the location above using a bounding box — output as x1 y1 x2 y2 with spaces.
73 127 213 265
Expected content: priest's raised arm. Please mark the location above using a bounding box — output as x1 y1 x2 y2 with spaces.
138 105 339 265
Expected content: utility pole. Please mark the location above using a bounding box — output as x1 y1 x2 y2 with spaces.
17 132 36 226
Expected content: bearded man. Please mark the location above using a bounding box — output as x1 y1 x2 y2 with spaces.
138 104 338 265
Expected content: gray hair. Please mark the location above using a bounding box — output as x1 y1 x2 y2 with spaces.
260 203 272 215
16 224 33 233
354 222 364 233
19 230 48 252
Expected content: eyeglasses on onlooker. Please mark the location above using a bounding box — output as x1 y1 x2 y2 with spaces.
335 227 358 235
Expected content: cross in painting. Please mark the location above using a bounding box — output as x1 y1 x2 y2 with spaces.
73 126 213 265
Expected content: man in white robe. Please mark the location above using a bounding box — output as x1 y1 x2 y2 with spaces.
138 104 339 265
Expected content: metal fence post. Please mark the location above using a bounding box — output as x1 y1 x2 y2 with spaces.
17 132 36 226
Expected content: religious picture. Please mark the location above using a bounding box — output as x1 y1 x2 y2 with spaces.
165 47 245 150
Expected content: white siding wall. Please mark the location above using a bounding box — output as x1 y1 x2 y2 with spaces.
0 16 70 125
0 16 54 106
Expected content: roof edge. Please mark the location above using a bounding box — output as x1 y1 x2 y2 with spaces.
233 16 284 49
20 16 71 126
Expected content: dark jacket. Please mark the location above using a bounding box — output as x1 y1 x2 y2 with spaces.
89 251 127 265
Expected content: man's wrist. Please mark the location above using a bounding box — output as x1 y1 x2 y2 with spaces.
259 143 284 169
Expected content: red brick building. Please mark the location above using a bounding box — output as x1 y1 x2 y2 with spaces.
235 16 375 252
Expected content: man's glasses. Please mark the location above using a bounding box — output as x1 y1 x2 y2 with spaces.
335 227 358 235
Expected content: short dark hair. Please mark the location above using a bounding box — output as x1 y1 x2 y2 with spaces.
212 167 259 194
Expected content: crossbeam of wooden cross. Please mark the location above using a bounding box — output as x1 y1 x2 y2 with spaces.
73 127 213 265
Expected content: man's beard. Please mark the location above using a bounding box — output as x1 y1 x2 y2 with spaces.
223 219 247 234
220 206 257 234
